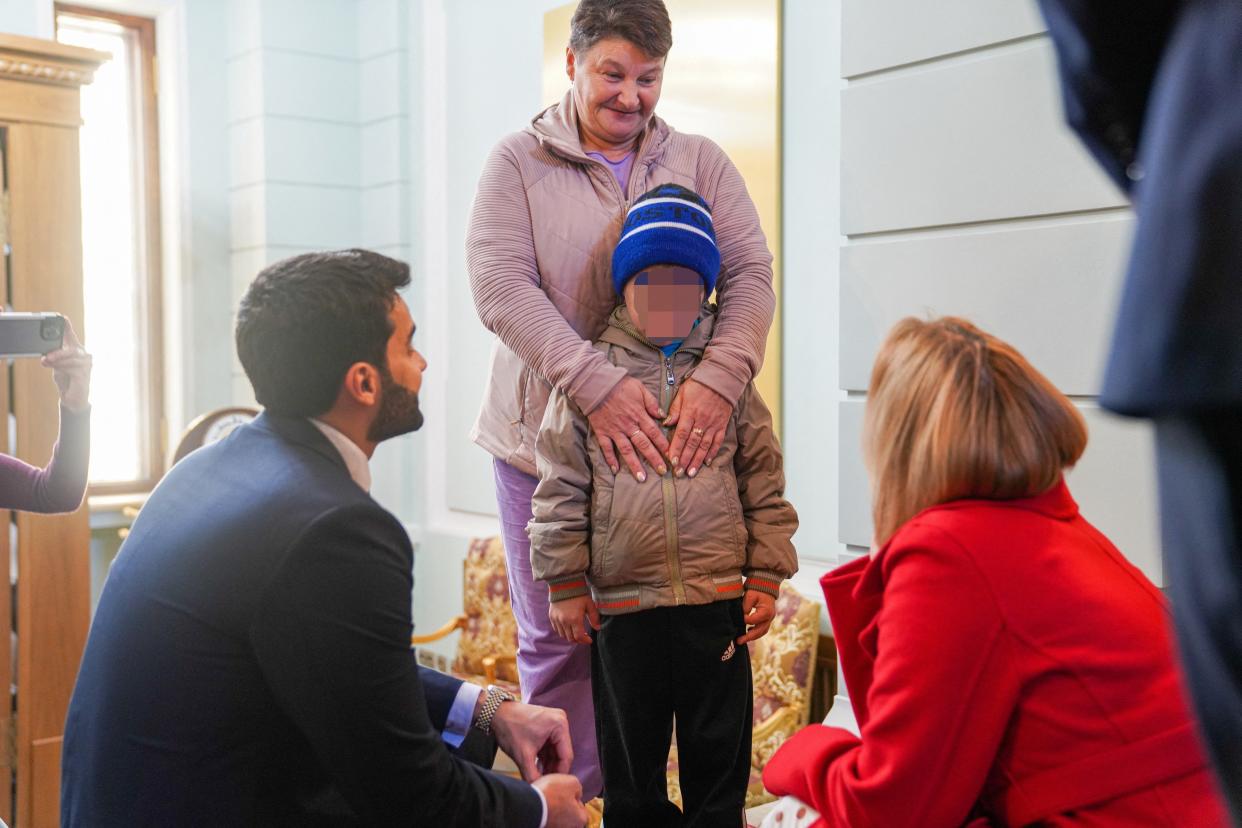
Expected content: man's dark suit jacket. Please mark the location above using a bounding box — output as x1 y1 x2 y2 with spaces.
61 413 542 827
1038 0 1242 415
1039 1 1242 816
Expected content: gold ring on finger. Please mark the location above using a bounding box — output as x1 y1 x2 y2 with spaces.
630 428 642 438
692 427 705 435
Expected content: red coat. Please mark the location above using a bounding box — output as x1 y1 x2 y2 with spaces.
763 480 1227 827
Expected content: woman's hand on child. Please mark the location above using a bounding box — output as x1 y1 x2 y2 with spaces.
665 379 731 479
588 376 670 482
549 595 601 645
737 590 776 645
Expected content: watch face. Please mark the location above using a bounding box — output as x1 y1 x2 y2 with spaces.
204 412 255 445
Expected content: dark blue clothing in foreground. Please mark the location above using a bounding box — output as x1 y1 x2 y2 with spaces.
61 413 541 827
1039 0 1242 415
1039 0 1242 816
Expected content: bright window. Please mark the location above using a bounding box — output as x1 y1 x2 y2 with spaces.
56 6 164 492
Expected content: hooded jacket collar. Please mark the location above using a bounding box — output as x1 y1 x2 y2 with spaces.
527 89 672 169
597 303 716 359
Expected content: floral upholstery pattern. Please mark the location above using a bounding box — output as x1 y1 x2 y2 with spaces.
451 537 521 689
667 582 821 810
427 540 821 814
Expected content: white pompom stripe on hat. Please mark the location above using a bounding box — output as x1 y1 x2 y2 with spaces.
618 221 715 245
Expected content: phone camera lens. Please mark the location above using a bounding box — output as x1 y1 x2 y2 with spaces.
41 319 63 340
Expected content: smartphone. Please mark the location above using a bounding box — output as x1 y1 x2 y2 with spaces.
0 312 66 358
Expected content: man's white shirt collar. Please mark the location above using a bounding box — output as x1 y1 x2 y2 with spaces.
310 419 372 492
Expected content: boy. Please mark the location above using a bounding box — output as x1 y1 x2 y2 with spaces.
529 184 799 827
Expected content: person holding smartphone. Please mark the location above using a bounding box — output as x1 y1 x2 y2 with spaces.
0 317 91 512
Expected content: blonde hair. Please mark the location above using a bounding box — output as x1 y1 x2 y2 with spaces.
864 317 1087 545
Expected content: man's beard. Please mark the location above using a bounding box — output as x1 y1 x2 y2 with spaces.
367 368 424 443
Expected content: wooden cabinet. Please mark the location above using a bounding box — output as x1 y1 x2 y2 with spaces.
0 33 106 828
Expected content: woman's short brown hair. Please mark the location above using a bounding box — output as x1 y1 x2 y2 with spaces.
864 317 1088 545
569 0 673 59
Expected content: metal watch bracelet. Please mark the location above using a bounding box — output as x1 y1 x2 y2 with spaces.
474 684 515 735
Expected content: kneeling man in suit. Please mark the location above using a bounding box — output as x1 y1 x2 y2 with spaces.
61 249 587 827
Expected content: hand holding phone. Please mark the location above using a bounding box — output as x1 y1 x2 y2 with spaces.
40 319 92 413
0 312 65 357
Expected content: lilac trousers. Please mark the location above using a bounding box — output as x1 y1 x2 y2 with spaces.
493 458 602 799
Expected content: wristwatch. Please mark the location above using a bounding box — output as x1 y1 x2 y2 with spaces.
473 684 516 735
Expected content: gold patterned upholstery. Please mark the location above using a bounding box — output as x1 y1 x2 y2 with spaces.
413 541 823 814
454 537 520 684
667 582 822 810
411 537 520 692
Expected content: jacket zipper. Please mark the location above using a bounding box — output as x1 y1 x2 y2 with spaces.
585 136 652 214
589 161 628 211
660 353 686 605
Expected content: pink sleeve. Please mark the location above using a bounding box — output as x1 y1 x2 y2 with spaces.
0 405 89 513
694 144 776 405
466 140 627 414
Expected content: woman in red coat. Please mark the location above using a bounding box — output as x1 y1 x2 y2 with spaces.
763 317 1227 827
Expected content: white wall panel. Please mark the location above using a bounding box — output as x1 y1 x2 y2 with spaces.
362 117 409 186
837 400 870 548
358 0 404 59
255 0 358 60
229 185 266 251
1067 408 1161 585
227 51 263 122
261 51 359 123
229 249 267 303
266 118 361 187
371 430 416 524
227 0 262 58
443 317 504 518
842 0 1044 78
432 0 568 524
782 0 845 566
228 118 265 187
788 558 835 637
839 215 1133 392
837 400 1161 585
231 119 361 190
841 41 1124 235
263 183 360 249
361 53 408 122
361 183 408 249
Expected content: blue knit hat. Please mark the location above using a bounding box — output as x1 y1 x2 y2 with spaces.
612 184 720 296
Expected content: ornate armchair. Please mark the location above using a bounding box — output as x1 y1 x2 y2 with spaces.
412 539 823 822
668 582 822 810
410 537 520 692
412 537 605 825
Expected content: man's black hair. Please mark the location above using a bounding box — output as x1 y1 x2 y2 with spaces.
235 249 411 417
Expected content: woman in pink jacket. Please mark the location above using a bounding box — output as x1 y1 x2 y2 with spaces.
761 317 1227 826
466 0 775 797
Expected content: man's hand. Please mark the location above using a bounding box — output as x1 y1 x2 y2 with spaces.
737 590 776 645
587 377 669 481
548 595 600 645
533 774 588 828
665 379 731 478
491 700 573 781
